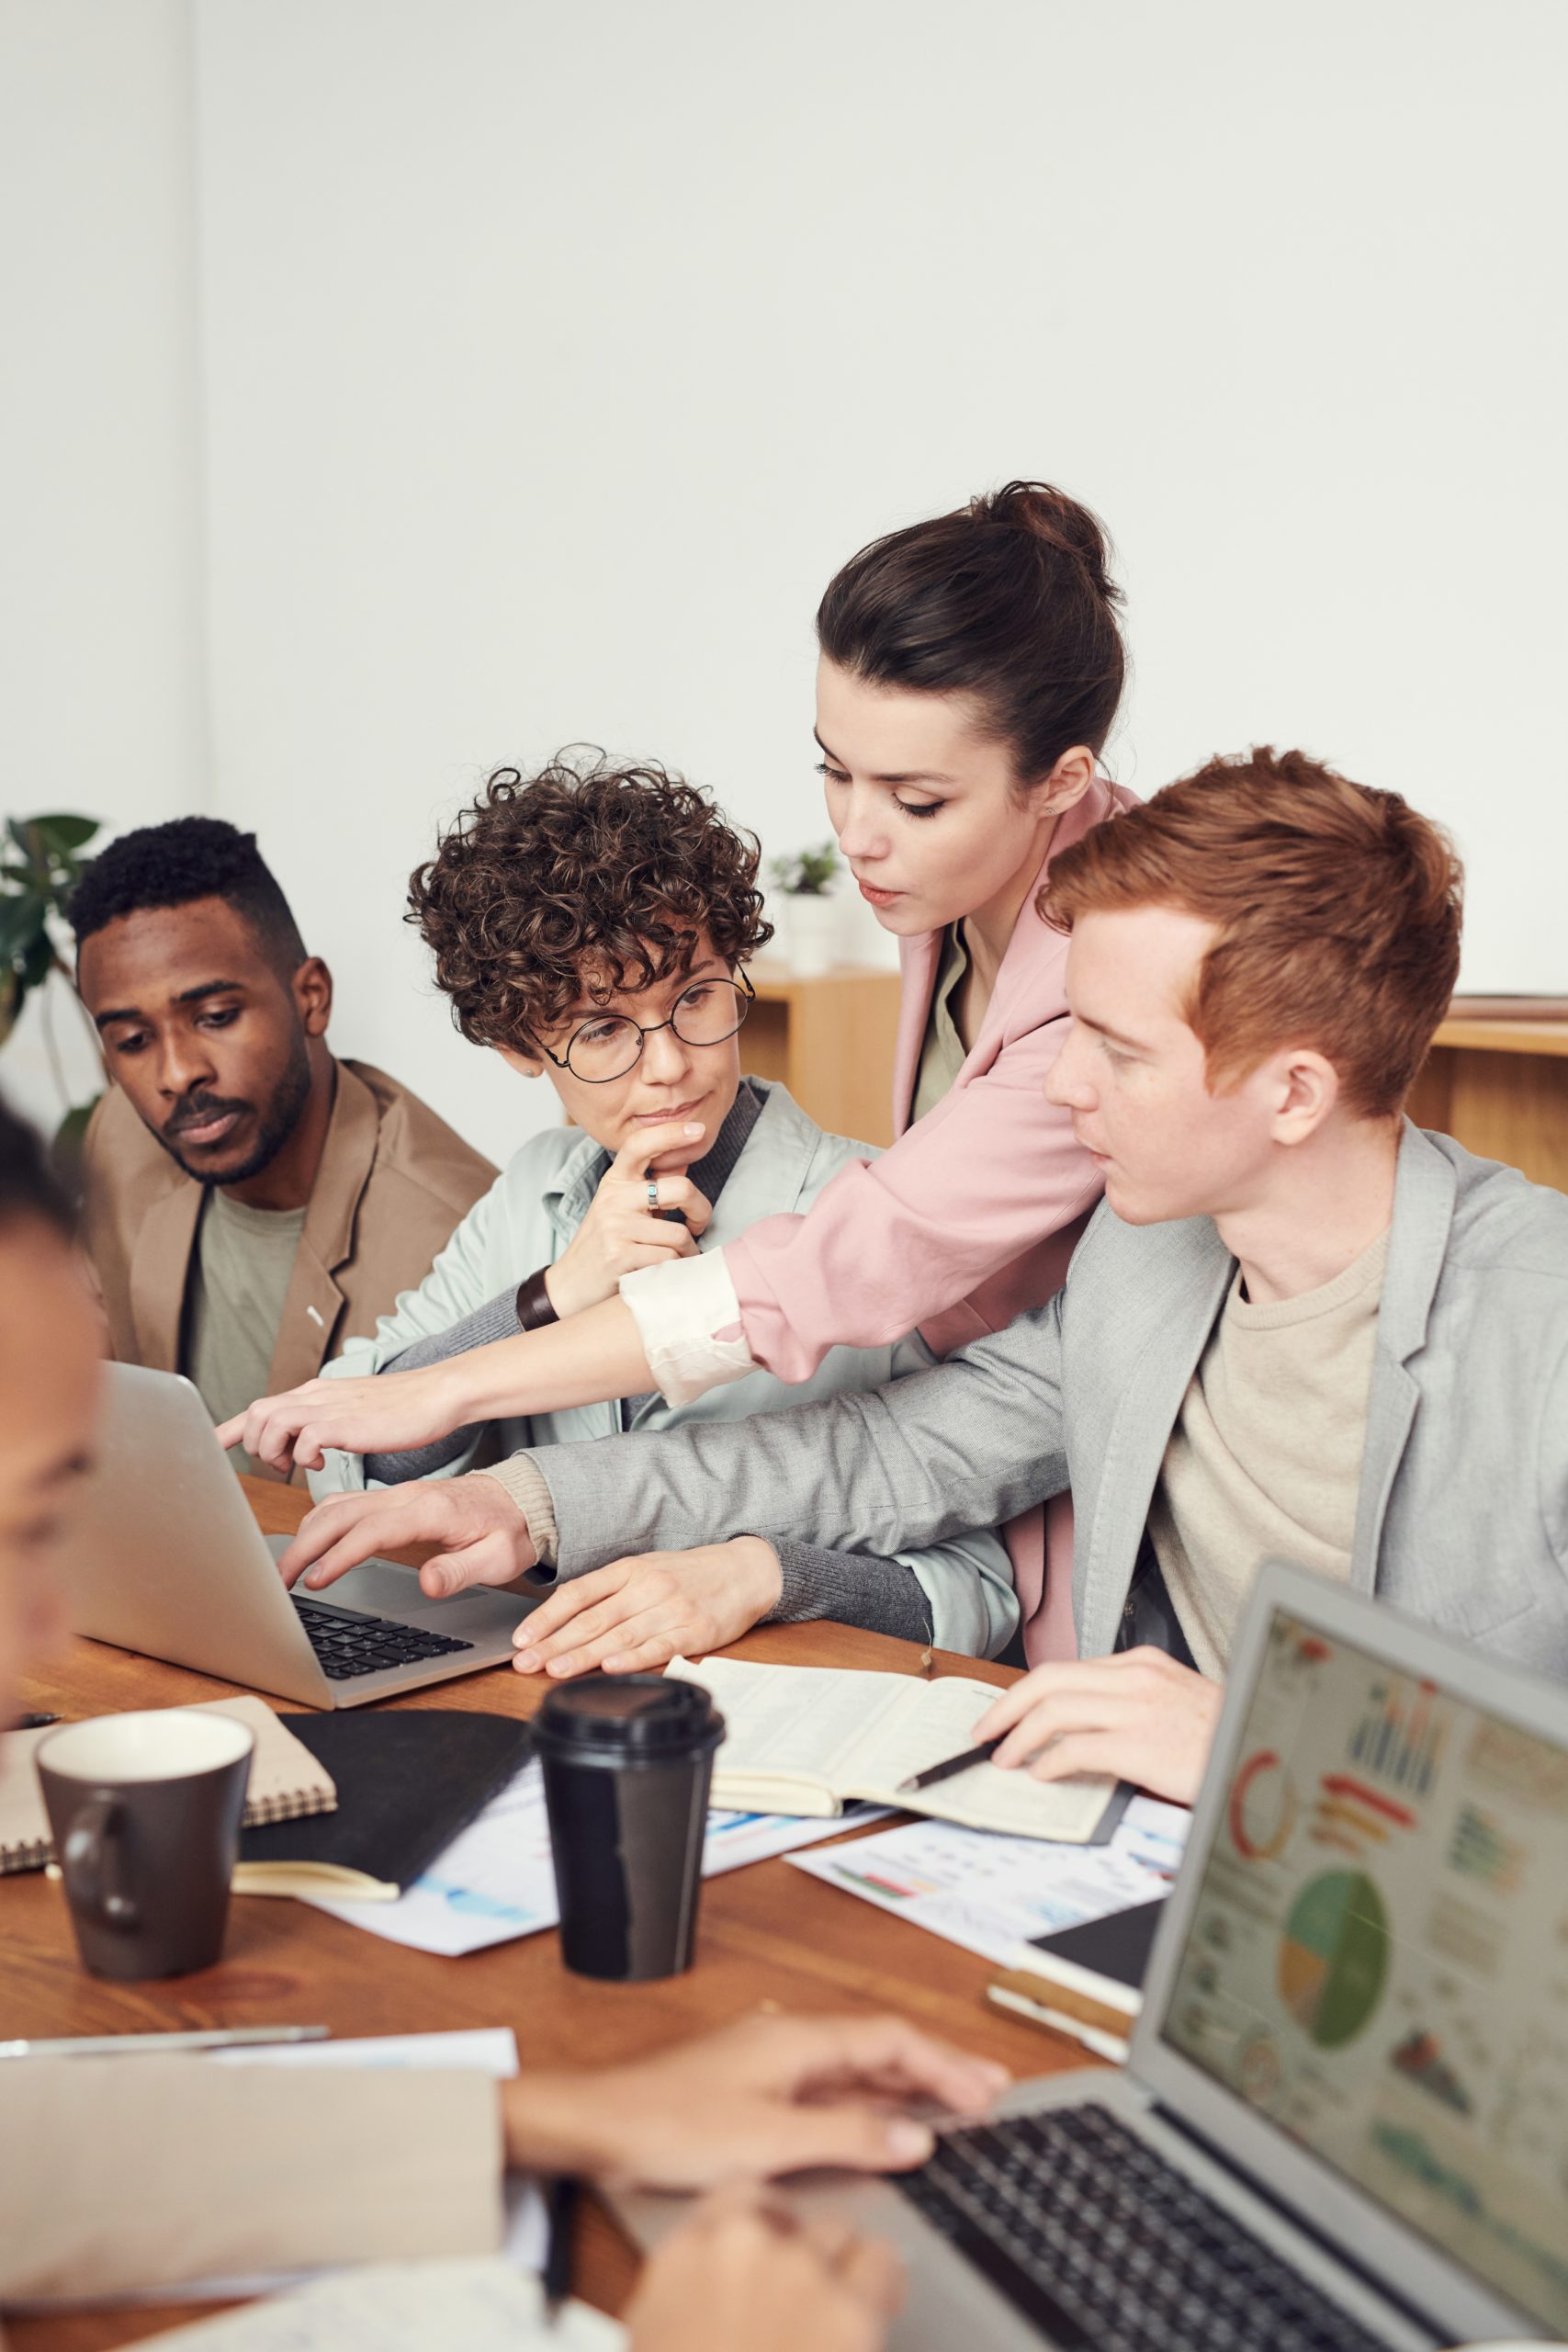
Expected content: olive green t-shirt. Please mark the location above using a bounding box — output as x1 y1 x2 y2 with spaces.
181 1190 307 1476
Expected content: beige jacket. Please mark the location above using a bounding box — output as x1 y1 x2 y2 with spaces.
0 2059 502 2305
80 1059 495 1479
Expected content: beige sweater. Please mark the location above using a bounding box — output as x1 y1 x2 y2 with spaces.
0 2059 502 2307
1149 1229 1390 1678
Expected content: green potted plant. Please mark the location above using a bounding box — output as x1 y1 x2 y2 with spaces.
767 840 841 978
1 812 105 1167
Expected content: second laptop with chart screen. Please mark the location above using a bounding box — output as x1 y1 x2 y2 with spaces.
676 1560 1568 2351
1160 1597 1568 2336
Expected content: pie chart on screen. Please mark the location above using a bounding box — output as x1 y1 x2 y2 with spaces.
1279 1870 1389 2049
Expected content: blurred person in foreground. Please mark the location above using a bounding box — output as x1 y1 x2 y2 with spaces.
0 1090 1006 2347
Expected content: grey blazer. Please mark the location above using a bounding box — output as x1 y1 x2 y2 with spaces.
525 1125 1568 1673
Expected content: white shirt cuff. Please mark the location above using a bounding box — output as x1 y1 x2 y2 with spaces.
618 1250 758 1408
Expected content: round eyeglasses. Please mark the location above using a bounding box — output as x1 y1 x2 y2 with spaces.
533 970 755 1084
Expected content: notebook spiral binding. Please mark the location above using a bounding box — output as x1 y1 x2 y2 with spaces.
242 1787 336 1827
0 1832 53 1876
2 1784 334 1873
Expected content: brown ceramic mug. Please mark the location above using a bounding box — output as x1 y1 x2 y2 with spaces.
38 1711 254 1980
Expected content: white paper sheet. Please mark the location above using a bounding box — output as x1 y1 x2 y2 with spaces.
210 2027 520 2075
125 2258 622 2350
786 1796 1190 1966
299 1758 887 1957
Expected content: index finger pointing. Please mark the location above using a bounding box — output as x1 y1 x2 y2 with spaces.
276 1495 389 1588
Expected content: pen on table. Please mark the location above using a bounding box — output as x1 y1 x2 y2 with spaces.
897 1736 1003 1794
17 1712 60 1730
544 2174 581 2322
0 2025 331 2059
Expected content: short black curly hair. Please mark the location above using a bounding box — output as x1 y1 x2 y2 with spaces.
67 816 306 975
408 752 774 1049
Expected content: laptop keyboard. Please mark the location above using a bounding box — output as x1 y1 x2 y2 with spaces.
894 2102 1394 2352
292 1596 475 1681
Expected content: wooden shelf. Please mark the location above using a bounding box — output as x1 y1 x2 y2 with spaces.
1430 1018 1568 1059
741 960 902 1146
1410 1016 1568 1193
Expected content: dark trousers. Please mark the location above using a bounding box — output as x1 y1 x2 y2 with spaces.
1115 1532 1198 1669
994 1530 1199 1674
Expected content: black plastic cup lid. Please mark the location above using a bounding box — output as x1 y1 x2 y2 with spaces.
534 1674 725 1757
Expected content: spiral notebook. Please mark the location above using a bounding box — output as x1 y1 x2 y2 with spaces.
0 1694 336 1873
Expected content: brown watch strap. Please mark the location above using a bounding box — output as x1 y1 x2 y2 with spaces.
514 1265 559 1331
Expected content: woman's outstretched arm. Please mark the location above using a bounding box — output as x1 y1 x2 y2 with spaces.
217 1294 654 1477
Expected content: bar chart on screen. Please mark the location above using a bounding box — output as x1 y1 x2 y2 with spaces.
1348 1677 1449 1796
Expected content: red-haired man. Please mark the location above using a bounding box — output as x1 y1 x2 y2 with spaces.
224 751 1568 1803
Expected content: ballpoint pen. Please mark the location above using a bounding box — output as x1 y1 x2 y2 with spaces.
897 1735 1003 1794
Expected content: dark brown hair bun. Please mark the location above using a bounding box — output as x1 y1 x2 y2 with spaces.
973 480 1121 609
818 481 1125 784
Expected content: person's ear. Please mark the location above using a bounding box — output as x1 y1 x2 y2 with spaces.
1269 1048 1339 1146
293 956 333 1039
1036 745 1097 814
496 1044 546 1081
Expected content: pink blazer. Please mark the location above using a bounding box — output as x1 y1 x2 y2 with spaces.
726 774 1137 1660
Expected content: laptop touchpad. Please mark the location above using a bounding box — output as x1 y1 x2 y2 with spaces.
264 1537 532 1631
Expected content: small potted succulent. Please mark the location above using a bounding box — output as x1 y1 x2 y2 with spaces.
767 840 841 978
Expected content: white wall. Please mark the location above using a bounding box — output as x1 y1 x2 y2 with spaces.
191 0 1568 1166
5 3 1565 1166
0 0 209 1136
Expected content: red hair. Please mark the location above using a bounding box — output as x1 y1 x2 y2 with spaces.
1042 746 1463 1117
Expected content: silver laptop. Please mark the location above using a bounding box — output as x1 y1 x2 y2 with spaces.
621 1559 1568 2347
52 1363 532 1707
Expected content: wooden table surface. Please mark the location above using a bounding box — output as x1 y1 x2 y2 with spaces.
7 1476 1092 2350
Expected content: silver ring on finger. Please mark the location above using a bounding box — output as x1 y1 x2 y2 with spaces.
646 1178 660 1211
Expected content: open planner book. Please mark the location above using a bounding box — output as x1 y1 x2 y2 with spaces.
666 1657 1127 1845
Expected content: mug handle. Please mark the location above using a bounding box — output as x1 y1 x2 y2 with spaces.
62 1795 139 1931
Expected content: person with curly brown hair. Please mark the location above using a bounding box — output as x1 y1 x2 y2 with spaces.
302 752 1018 1662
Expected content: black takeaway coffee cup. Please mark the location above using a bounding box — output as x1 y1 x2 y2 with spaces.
533 1675 725 1981
37 1710 254 1980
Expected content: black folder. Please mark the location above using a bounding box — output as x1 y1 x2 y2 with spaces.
235 1710 532 1900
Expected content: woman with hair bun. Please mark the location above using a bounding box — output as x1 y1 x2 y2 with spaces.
228 484 1134 1664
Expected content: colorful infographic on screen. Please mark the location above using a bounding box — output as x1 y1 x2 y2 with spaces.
1164 1611 1568 2333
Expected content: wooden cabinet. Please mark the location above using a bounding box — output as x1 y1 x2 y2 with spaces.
1406 1019 1568 1193
740 960 903 1147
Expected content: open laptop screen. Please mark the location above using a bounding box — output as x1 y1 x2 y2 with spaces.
1160 1604 1568 2335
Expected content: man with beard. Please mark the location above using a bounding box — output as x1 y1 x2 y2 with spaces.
72 817 493 1477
